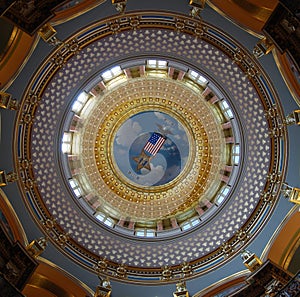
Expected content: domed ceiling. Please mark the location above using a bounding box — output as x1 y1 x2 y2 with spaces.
14 9 288 287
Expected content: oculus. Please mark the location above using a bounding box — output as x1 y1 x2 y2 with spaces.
113 111 190 187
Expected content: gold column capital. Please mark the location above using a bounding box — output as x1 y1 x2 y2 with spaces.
111 0 127 14
26 237 48 258
281 183 300 205
94 276 112 297
173 281 189 297
253 37 274 58
0 92 18 110
0 171 18 187
189 0 206 18
285 110 300 126
241 250 262 272
38 23 63 46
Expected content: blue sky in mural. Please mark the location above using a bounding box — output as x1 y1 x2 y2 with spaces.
113 111 189 187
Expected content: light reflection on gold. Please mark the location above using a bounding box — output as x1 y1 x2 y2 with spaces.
283 234 300 271
0 29 39 91
2 26 18 58
27 273 74 297
231 0 274 22
38 257 95 296
207 0 276 37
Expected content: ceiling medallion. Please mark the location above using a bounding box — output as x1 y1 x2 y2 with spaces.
96 99 198 193
80 78 225 222
112 110 192 188
14 11 287 284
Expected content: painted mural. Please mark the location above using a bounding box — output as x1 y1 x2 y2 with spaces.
113 111 190 187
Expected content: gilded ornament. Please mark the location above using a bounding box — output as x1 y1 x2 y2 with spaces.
260 191 275 204
66 39 79 53
57 233 69 246
221 242 233 257
109 21 121 33
246 66 257 77
5 172 18 183
181 262 192 276
44 218 56 230
265 106 278 119
27 93 39 105
95 259 108 273
236 229 249 243
116 265 127 278
162 266 172 280
52 54 65 67
23 113 32 124
269 126 284 138
20 159 30 169
267 172 282 184
175 19 185 31
233 50 245 63
194 24 204 37
25 178 35 189
129 17 140 29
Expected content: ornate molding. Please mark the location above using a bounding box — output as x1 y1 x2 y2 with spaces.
14 12 287 284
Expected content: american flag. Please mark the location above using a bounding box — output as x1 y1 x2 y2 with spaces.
143 132 166 156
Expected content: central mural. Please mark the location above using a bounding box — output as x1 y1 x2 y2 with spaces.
113 111 189 187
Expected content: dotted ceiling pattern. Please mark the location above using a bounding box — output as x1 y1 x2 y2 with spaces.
15 12 287 284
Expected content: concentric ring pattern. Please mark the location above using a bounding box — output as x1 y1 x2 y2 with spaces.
82 77 225 221
15 12 287 284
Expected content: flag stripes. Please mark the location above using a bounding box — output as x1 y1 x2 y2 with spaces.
143 132 165 156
